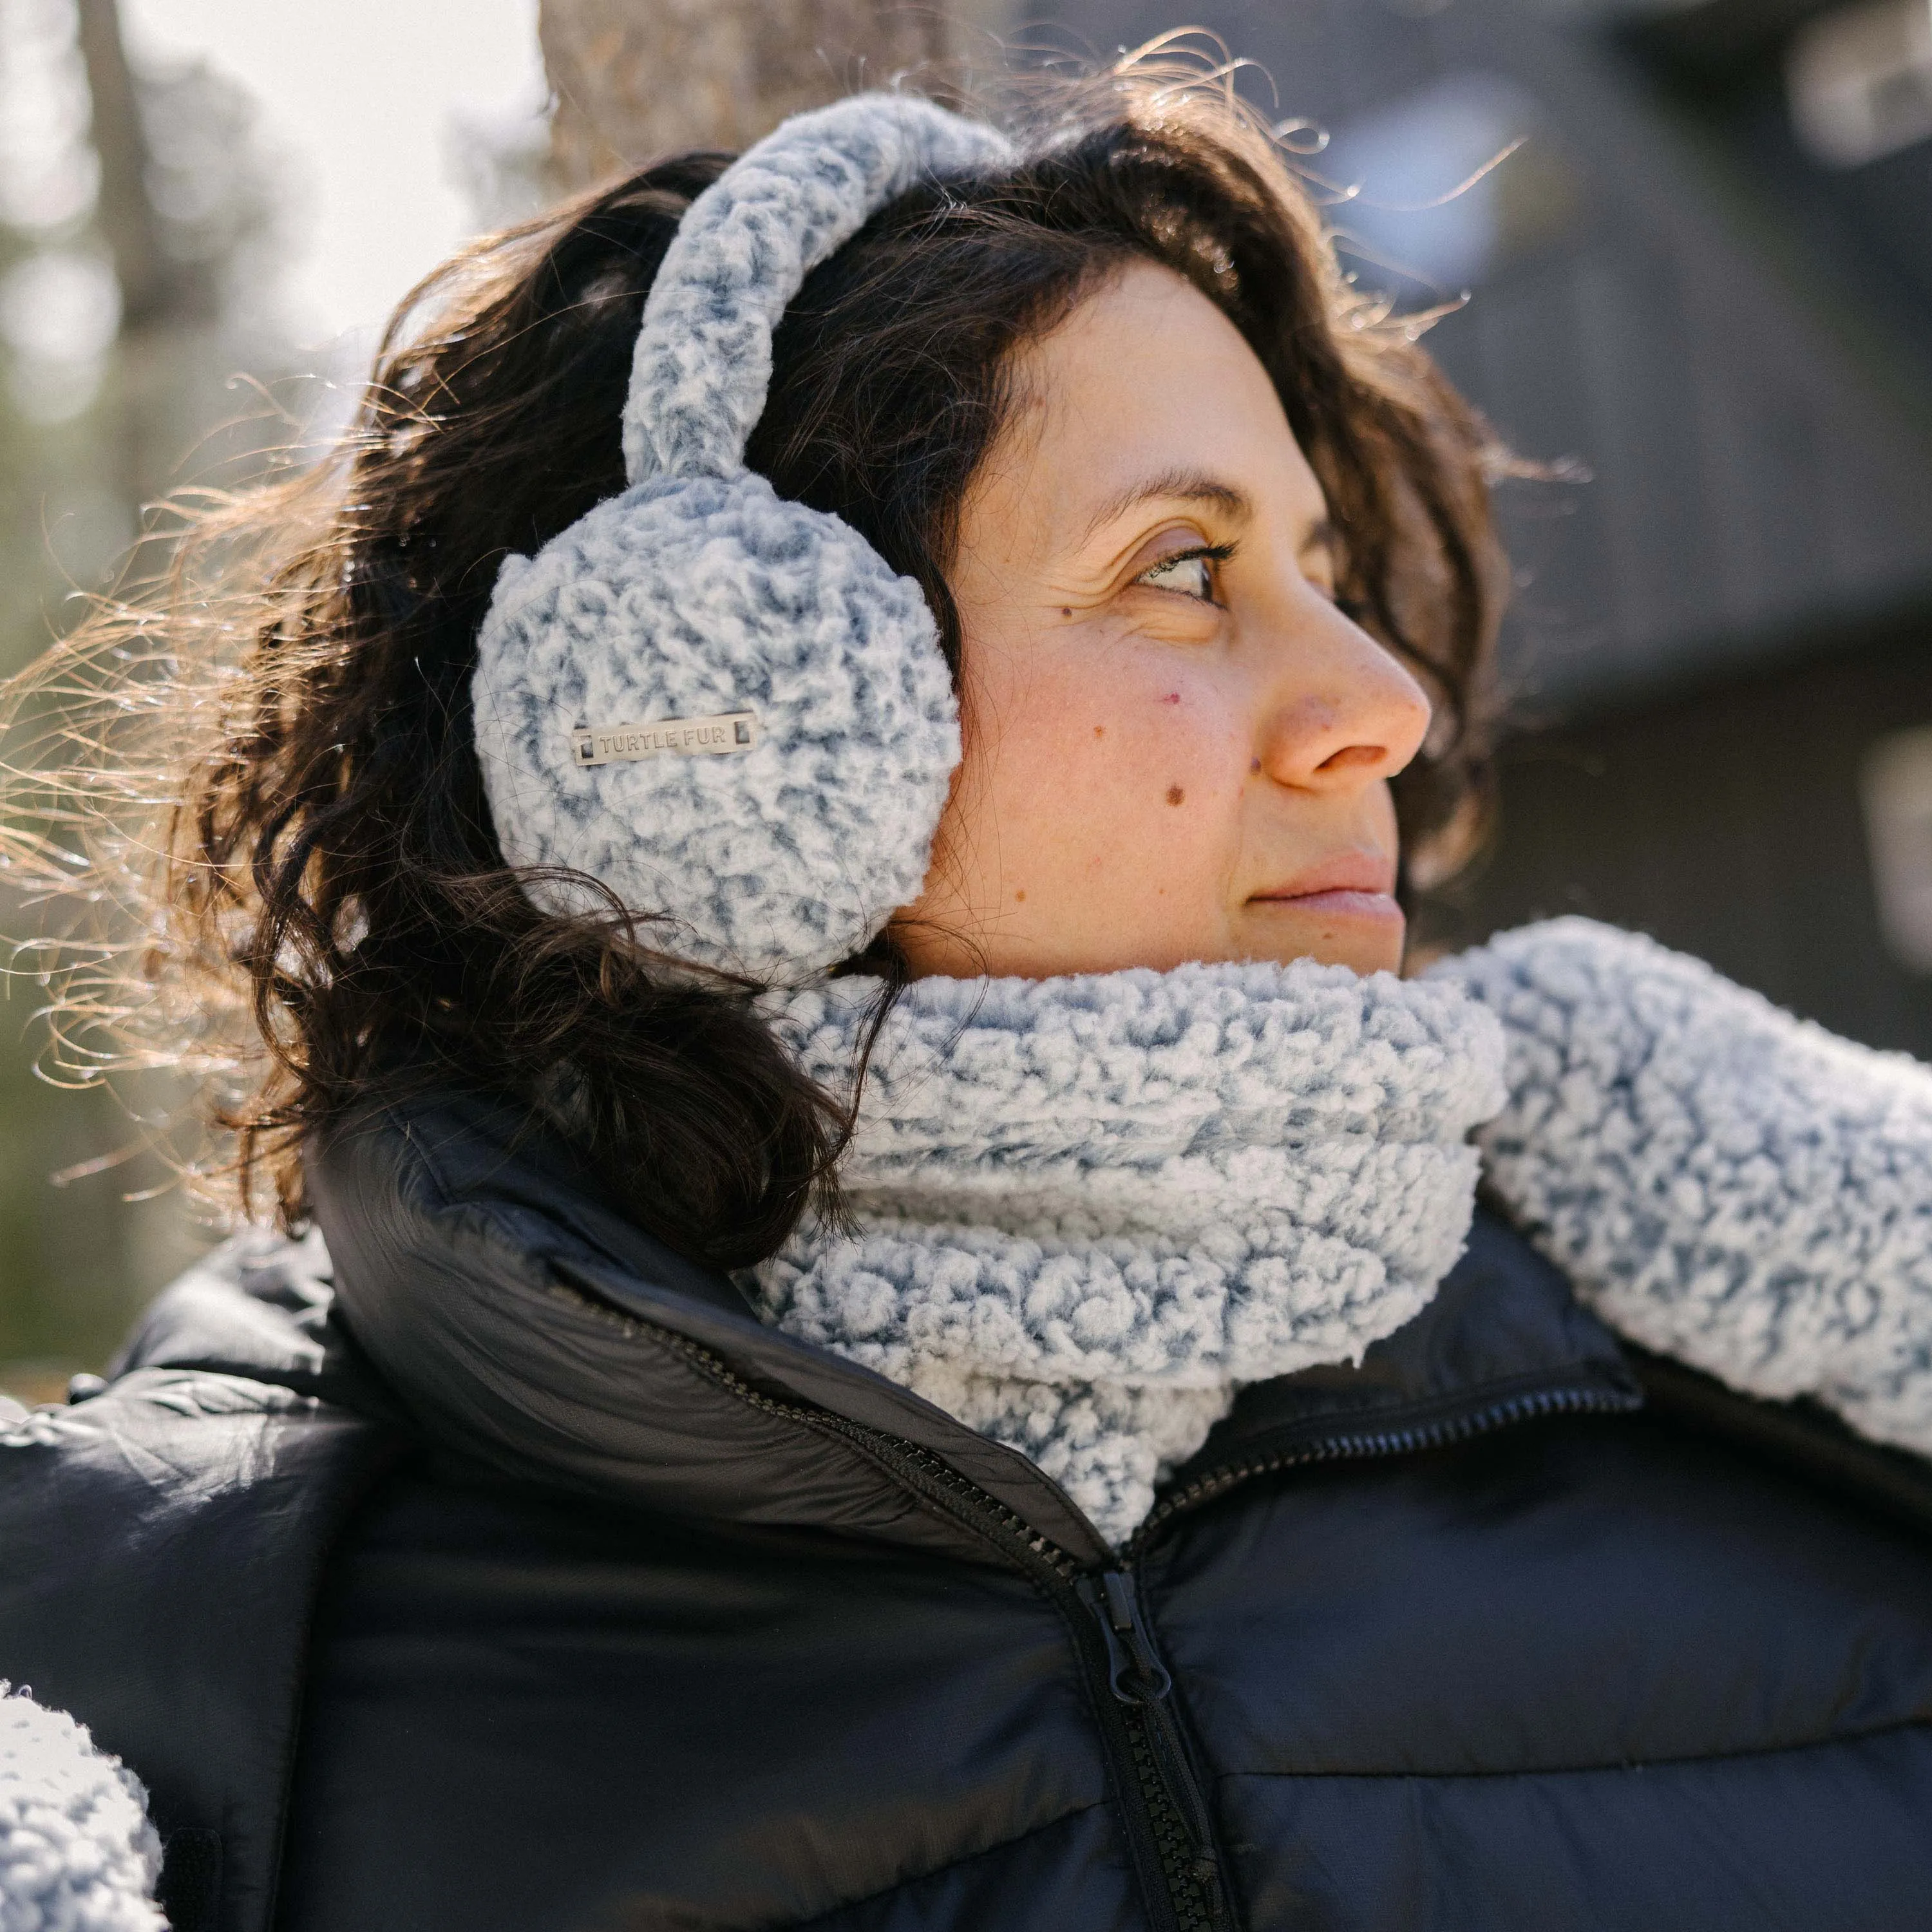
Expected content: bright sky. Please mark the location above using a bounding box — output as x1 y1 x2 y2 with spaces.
120 0 547 348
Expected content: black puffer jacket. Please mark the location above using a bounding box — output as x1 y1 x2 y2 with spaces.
5 1084 1932 1932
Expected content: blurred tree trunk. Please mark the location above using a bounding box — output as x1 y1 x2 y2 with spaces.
73 0 164 328
72 0 211 511
538 0 969 188
0 0 236 1384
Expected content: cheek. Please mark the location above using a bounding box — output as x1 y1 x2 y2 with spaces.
974 653 1241 874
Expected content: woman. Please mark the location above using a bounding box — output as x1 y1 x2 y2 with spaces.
3 68 1931 1932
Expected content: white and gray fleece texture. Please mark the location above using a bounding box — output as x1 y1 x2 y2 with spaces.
753 957 1509 1544
1435 917 1932 1457
0 1687 163 1931
472 95 1012 980
755 920 1932 1544
621 93 1013 485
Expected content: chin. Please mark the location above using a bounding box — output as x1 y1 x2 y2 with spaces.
1238 898 1406 977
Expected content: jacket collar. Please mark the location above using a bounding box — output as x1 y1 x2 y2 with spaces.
131 1084 1634 1565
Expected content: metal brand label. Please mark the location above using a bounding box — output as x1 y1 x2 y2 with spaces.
571 711 758 768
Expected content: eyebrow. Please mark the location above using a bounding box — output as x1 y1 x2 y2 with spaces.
1081 468 1253 544
1079 467 1337 560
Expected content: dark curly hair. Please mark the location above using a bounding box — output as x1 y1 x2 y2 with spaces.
4 60 1506 1269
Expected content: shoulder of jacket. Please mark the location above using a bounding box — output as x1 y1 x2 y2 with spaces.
0 1366 404 1932
0 1355 401 1608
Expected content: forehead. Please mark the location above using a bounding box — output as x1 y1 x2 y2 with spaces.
980 258 1325 538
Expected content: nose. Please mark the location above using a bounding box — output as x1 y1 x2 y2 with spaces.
1253 594 1433 795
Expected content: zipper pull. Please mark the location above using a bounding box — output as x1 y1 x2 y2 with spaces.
1078 1569 1173 1702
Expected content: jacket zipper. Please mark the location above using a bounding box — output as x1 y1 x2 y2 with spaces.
616 1303 1638 1932
1077 1569 1227 1930
632 1318 1216 1931
1126 1379 1642 1555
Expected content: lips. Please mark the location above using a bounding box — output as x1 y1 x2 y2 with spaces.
1266 889 1403 928
1248 853 1396 904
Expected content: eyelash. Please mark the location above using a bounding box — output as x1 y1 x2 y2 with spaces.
1133 545 1365 620
1135 542 1236 601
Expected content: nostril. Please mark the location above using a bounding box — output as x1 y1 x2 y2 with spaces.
1318 743 1386 773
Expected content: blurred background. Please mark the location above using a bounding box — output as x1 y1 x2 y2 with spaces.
0 0 1927 1397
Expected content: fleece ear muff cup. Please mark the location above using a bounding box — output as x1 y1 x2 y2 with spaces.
469 95 1013 980
473 474 957 978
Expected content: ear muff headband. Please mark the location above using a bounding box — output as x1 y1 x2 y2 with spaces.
470 95 1014 981
623 96 1012 487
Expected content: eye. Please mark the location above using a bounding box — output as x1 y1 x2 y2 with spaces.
1135 544 1231 604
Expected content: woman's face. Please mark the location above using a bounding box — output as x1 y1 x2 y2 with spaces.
893 258 1433 980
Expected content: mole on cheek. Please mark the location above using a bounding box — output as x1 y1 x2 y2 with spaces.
1094 725 1105 739
1166 784 1185 806
1014 889 1026 902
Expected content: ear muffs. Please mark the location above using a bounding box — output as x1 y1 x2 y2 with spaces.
470 94 1014 981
